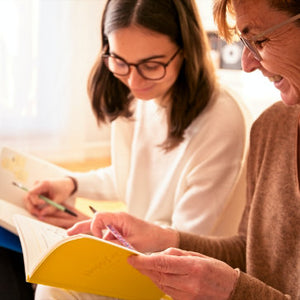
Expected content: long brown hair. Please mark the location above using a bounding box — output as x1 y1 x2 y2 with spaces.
88 0 217 150
213 0 300 42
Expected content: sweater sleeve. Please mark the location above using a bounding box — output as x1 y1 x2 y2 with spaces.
179 233 292 299
230 272 292 300
70 116 134 201
178 231 246 270
71 166 119 200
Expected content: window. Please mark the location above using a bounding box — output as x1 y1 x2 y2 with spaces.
0 0 110 161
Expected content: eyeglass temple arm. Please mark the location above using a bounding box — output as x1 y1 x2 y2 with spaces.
253 13 300 41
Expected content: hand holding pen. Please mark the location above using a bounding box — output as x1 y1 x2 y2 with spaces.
67 209 177 254
14 180 78 217
89 206 135 250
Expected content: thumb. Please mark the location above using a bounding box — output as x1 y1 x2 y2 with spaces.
67 219 92 235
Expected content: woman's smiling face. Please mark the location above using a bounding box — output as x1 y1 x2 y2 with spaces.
107 25 183 104
234 0 300 105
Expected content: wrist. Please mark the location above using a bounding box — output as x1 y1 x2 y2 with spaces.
158 227 180 251
66 176 78 196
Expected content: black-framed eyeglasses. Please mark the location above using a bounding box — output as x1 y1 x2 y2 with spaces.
238 13 300 61
102 48 181 80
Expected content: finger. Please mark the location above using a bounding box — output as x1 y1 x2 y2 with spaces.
38 204 58 216
28 181 51 198
37 209 87 229
130 264 195 299
163 248 208 258
128 258 199 298
102 230 124 247
38 215 78 228
23 196 46 217
128 254 196 275
102 228 116 241
24 193 46 207
90 212 123 237
67 219 93 235
39 202 81 218
162 248 190 256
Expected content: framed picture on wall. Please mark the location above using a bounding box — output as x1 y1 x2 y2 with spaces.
207 31 243 70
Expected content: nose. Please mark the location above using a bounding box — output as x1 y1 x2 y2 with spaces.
241 47 261 73
127 66 145 87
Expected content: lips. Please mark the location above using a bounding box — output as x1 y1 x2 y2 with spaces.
131 85 155 94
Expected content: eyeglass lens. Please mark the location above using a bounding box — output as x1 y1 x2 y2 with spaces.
104 56 166 80
239 37 262 61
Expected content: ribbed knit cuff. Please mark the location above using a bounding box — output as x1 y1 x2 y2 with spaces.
66 176 78 196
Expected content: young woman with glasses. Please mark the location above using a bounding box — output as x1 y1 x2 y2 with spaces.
26 0 250 237
32 0 251 296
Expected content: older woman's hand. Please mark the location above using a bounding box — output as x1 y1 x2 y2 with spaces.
128 248 239 300
67 211 179 253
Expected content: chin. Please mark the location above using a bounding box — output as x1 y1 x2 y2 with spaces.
133 95 154 101
280 92 300 106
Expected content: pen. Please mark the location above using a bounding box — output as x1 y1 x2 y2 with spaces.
89 205 135 250
12 181 78 217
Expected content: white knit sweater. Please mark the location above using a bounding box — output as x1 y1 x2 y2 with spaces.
74 88 251 236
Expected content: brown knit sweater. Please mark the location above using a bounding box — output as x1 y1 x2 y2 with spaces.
179 101 300 299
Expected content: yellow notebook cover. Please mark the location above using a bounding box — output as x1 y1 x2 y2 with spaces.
14 214 169 300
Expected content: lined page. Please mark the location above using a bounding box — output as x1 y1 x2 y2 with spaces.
13 214 68 275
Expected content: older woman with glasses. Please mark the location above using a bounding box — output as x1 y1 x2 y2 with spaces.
25 0 249 236
57 0 299 299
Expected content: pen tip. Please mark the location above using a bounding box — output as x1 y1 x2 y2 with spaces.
65 208 78 217
89 205 97 214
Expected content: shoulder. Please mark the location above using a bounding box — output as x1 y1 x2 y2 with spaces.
193 87 252 132
252 101 300 133
256 101 299 120
206 87 251 124
185 88 251 143
249 102 300 156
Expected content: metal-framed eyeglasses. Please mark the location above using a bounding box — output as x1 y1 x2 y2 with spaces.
238 13 300 61
102 48 181 80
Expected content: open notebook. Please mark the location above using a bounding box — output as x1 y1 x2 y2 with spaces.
0 146 68 250
14 214 169 300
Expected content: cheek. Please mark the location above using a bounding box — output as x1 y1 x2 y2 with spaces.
263 40 299 76
262 43 282 70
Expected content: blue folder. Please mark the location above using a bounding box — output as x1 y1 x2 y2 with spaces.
0 227 22 253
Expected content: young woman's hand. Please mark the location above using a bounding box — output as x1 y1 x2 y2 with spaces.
67 211 179 253
36 205 89 228
128 248 239 300
23 177 79 224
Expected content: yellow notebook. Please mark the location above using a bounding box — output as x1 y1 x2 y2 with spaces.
14 214 169 300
